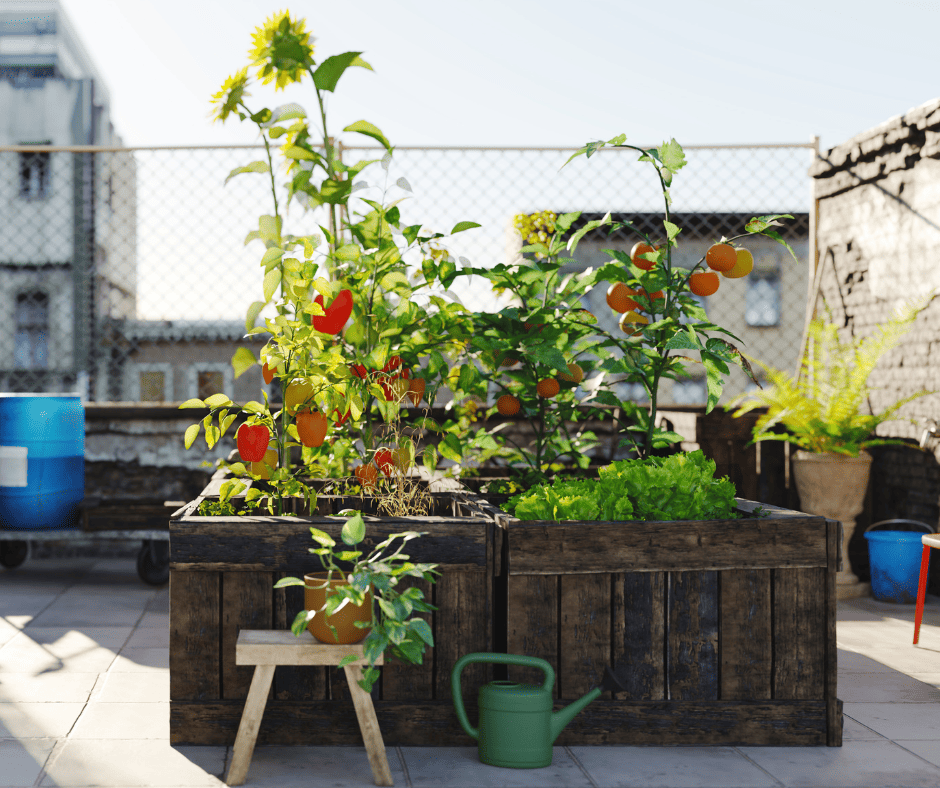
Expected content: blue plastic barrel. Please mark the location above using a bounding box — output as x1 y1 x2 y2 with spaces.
864 520 934 604
0 394 84 530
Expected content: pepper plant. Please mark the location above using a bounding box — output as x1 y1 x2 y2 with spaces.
180 10 481 511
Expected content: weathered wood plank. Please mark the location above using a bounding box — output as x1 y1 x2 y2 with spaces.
435 571 492 701
668 571 718 701
272 572 327 702
170 698 827 746
560 574 611 699
171 518 490 572
720 569 772 700
169 571 220 701
221 573 274 700
613 572 665 700
826 518 843 746
774 567 826 700
506 575 559 697
381 578 433 701
505 518 828 574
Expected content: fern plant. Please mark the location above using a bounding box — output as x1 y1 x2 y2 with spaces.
730 299 934 456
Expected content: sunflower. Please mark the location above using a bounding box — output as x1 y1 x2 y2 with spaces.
248 10 315 90
208 67 250 123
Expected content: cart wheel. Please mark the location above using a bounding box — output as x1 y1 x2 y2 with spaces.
0 540 29 569
137 540 169 586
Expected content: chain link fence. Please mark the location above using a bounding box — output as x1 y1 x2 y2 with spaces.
0 142 815 405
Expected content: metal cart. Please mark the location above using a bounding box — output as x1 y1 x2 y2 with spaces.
0 499 181 585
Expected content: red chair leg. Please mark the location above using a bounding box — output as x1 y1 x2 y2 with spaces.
913 545 932 645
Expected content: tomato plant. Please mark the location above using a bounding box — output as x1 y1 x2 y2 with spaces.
561 134 798 458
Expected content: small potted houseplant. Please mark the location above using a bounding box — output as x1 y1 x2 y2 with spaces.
730 299 935 591
274 511 440 692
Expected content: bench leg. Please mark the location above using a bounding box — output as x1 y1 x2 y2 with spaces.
344 664 394 787
226 664 275 786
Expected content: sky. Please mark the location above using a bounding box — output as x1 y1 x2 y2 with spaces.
56 0 940 154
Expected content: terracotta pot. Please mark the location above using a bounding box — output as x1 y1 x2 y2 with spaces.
791 450 872 591
303 572 373 644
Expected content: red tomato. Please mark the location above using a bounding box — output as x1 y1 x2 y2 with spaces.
236 424 270 463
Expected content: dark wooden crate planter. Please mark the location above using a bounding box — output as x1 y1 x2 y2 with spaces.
169 480 502 746
483 498 842 746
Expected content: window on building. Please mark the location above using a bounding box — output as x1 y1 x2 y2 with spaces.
745 274 781 326
197 370 225 400
14 291 48 369
18 151 50 199
139 371 167 402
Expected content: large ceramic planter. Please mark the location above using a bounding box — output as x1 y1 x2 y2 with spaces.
466 492 842 747
791 450 872 598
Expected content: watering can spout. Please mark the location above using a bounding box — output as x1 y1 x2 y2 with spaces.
550 687 601 743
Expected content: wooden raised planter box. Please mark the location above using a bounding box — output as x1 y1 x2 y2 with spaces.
483 497 842 746
169 477 502 746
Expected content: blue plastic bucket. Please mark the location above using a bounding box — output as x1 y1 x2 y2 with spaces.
864 520 934 604
0 394 84 530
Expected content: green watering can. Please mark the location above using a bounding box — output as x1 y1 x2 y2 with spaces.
451 652 626 769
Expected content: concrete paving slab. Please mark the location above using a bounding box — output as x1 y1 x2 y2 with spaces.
0 617 20 649
0 671 98 702
0 702 85 738
836 648 898 672
40 739 224 786
1 614 33 629
742 739 940 787
27 597 148 628
93 672 169 703
907 672 940 689
146 590 169 615
895 740 940 769
843 702 940 740
110 648 169 672
401 746 591 787
19 626 133 650
837 671 940 702
836 646 940 675
70 701 169 739
137 611 169 629
0 635 118 675
838 619 940 652
569 745 780 787
0 737 57 787
123 628 169 649
841 714 888 741
232 744 406 788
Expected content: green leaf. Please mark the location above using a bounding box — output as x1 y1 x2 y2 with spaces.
343 120 392 152
308 528 336 549
263 268 282 302
231 347 256 379
183 423 200 449
204 393 232 408
450 221 481 235
334 244 361 261
274 576 307 588
555 211 581 232
663 220 682 241
438 433 463 463
225 160 270 185
380 271 410 292
409 618 434 646
245 301 265 332
283 145 318 161
341 512 366 546
337 653 361 669
658 138 687 172
261 247 284 268
313 52 373 92
567 212 611 255
179 398 205 409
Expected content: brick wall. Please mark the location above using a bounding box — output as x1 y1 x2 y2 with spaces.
811 97 940 534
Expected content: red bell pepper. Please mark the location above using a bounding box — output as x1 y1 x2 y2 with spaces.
236 423 270 463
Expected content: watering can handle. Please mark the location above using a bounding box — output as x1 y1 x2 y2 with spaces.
451 653 555 741
865 519 935 534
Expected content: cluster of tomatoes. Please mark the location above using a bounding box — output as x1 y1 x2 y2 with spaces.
606 241 754 334
494 345 585 417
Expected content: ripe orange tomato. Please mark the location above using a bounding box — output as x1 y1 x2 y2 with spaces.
496 394 521 416
559 363 584 384
705 243 736 272
536 378 560 398
690 271 720 297
619 310 649 337
606 282 636 313
630 242 657 271
261 362 276 385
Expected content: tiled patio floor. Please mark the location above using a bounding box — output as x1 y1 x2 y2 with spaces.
2 557 939 788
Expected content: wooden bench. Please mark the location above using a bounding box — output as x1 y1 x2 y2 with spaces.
225 630 392 786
